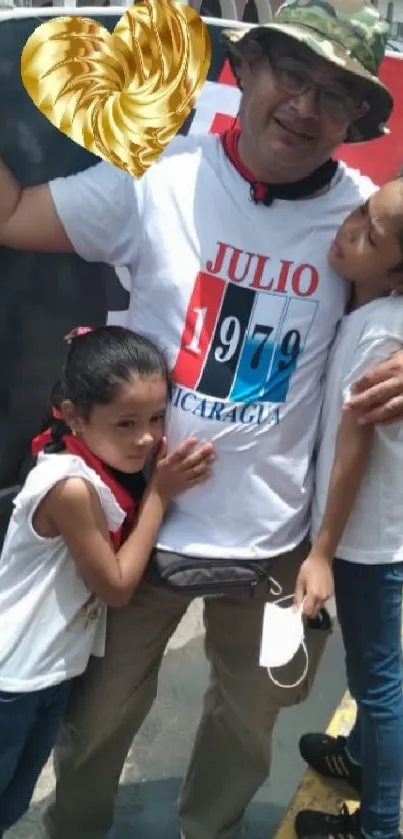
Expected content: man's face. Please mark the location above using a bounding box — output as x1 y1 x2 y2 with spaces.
238 34 368 180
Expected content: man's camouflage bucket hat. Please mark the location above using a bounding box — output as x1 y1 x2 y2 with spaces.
223 0 394 142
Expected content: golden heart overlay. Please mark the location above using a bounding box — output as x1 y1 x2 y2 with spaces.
20 0 212 177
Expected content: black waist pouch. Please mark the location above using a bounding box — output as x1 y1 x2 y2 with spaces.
150 548 277 597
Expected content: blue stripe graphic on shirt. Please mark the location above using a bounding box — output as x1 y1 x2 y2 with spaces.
195 283 318 404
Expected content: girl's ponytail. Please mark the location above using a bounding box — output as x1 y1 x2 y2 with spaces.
44 385 71 454
31 327 93 457
31 402 70 457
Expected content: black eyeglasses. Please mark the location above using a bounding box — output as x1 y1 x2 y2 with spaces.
267 52 367 122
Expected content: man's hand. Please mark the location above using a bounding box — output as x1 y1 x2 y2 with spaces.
345 350 403 426
294 554 334 619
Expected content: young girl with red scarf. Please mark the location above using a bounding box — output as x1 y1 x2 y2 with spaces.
0 325 214 836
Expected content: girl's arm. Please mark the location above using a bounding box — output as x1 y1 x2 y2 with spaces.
46 438 213 607
296 329 402 617
311 410 373 563
294 410 373 617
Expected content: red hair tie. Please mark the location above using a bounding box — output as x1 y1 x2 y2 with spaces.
31 407 64 456
32 429 52 456
64 326 93 345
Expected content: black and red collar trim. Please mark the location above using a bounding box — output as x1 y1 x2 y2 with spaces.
221 128 338 206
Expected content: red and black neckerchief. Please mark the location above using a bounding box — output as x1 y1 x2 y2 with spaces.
32 419 144 550
221 127 338 206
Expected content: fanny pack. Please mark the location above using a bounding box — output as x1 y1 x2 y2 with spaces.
150 549 278 597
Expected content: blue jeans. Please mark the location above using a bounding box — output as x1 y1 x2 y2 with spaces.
0 680 72 831
334 559 403 839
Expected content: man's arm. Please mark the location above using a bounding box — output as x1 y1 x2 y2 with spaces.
346 352 403 425
0 160 73 252
0 158 141 264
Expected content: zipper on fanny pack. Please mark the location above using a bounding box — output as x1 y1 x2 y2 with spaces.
161 558 270 591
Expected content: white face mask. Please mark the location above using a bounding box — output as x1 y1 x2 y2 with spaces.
259 596 308 689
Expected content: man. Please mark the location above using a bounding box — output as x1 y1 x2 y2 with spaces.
0 2 403 837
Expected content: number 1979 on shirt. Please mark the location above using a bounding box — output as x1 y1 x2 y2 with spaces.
172 271 318 405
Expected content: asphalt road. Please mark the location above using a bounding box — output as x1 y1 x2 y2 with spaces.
10 599 346 839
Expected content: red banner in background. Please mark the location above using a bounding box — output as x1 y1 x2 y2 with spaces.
335 56 403 185
207 54 403 186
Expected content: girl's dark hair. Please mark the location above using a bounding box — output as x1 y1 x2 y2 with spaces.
44 326 171 453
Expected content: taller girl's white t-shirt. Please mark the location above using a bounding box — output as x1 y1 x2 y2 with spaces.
0 453 125 691
49 134 375 560
312 297 403 565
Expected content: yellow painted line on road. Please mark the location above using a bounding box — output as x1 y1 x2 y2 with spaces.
273 691 359 839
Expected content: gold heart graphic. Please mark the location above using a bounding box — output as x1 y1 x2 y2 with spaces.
20 0 211 178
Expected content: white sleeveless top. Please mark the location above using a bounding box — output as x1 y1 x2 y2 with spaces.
0 453 125 692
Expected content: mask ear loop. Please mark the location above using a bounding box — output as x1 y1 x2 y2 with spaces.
268 576 283 597
265 593 308 690
267 640 309 690
270 592 307 613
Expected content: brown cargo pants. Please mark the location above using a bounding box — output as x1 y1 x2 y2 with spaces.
44 539 331 839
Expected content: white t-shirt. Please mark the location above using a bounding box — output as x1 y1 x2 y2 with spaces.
312 297 403 565
0 453 125 691
49 134 375 560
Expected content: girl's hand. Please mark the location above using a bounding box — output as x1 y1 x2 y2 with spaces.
294 553 334 619
150 436 215 501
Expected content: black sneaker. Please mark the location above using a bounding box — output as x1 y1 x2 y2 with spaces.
295 804 361 839
299 733 362 792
